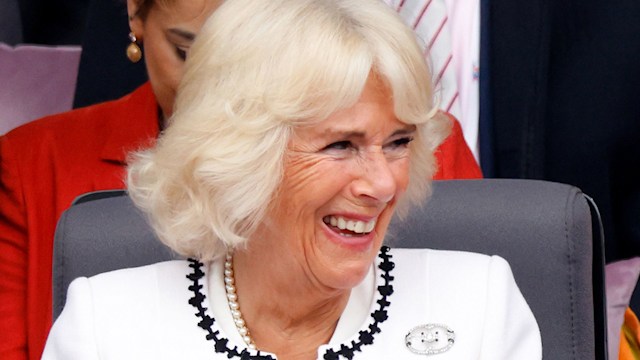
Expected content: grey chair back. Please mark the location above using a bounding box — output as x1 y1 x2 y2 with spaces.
389 179 606 360
52 179 607 360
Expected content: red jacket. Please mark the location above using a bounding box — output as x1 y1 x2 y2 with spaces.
0 83 480 360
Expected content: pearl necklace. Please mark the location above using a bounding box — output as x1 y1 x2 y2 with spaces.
224 252 257 350
188 247 394 359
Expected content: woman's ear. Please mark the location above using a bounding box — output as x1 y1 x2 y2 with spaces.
127 0 145 40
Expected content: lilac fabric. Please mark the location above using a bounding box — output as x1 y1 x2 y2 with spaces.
0 44 81 135
606 257 640 360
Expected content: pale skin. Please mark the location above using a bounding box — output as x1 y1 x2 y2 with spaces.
233 76 415 359
126 0 223 118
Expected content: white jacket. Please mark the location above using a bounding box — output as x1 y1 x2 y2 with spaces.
42 248 541 359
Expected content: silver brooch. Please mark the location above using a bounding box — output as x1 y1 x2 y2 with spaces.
405 324 455 355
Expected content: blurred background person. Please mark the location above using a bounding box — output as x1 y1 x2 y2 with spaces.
0 2 224 359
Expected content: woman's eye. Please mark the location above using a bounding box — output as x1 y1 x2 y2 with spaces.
175 47 187 61
389 137 413 148
323 141 353 151
383 136 414 157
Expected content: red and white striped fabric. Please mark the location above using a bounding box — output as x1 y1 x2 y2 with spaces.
385 0 461 121
443 0 481 161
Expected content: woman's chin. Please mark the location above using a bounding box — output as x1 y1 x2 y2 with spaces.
320 261 372 291
312 224 382 289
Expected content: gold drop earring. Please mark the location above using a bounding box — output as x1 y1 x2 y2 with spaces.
126 32 142 63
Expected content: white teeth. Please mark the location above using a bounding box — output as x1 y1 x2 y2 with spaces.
365 220 375 233
346 220 356 231
323 216 376 234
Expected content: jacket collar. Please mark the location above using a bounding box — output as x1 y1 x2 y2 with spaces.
100 82 160 164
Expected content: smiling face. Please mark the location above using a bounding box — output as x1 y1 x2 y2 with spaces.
256 75 414 290
128 0 223 118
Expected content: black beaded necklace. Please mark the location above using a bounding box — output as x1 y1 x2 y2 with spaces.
186 246 395 360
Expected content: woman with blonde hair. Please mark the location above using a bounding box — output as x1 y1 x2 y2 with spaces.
0 0 478 357
43 0 536 358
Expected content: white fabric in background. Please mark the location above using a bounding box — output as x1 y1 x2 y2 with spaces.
444 0 480 162
385 0 480 161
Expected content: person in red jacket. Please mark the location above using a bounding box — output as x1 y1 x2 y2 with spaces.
0 1 481 360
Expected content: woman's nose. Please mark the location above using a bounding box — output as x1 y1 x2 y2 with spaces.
352 151 397 204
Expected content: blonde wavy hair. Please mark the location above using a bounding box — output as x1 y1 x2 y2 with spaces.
126 0 451 261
